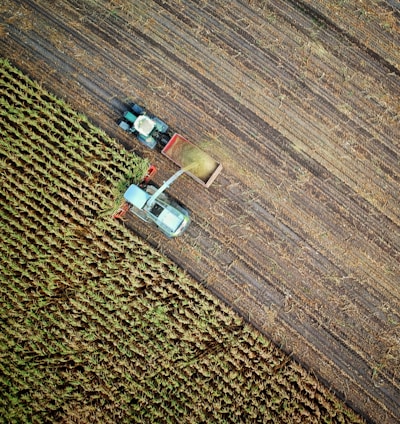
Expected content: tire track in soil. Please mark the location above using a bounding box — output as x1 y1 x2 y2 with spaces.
145 0 396 232
1 0 399 422
1 7 396 420
3 0 400 414
117 4 398 294
292 0 400 73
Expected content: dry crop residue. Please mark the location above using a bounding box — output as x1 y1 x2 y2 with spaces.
0 57 365 423
1 0 399 422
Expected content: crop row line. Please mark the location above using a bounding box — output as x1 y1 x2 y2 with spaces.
0 100 145 197
1 165 81 227
1 145 112 227
0 77 146 178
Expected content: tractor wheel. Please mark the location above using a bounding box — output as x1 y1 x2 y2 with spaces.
159 134 171 147
118 120 130 132
131 103 144 115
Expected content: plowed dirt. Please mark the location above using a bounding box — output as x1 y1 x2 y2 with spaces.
1 1 399 423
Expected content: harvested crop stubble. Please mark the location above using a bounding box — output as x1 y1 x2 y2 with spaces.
0 58 364 423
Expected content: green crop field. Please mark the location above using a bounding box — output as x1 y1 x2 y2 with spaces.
0 57 365 423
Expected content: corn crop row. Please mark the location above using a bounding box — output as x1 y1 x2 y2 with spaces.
0 57 364 423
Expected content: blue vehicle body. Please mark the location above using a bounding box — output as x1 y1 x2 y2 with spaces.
118 103 170 149
123 172 190 238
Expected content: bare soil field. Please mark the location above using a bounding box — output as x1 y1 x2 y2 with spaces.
3 57 365 422
1 0 399 422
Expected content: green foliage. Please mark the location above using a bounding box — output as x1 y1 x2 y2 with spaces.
0 57 365 423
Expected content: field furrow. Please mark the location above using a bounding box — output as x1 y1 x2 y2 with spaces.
1 0 399 422
0 56 368 423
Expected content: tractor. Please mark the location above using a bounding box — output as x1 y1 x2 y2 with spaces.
118 103 171 149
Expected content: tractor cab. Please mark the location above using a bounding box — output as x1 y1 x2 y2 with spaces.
134 115 155 137
118 104 170 149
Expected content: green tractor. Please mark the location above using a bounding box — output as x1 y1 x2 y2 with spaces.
118 103 171 149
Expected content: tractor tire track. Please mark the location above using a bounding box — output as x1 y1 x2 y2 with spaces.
1 0 399 422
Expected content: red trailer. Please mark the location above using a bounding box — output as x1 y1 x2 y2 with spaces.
162 134 222 188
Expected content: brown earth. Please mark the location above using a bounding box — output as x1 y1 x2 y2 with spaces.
1 0 399 422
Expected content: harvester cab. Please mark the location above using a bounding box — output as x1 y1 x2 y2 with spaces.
113 167 190 238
